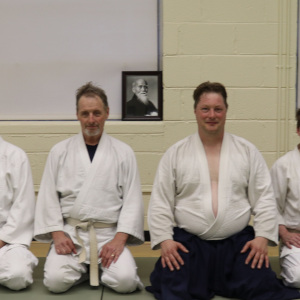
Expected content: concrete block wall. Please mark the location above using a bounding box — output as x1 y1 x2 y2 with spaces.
1 0 299 230
163 0 299 168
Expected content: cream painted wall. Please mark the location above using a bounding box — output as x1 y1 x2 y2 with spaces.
1 0 299 230
163 0 298 166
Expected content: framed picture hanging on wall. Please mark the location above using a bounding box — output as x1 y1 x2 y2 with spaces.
122 71 162 121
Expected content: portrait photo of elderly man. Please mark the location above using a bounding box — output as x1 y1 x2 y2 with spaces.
122 71 162 120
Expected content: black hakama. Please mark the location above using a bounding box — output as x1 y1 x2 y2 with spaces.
146 226 300 300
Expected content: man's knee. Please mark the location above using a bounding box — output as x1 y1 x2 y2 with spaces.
44 248 86 293
282 265 300 288
102 267 141 293
0 264 33 290
44 267 76 293
44 257 84 294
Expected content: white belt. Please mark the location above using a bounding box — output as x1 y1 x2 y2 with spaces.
66 217 117 286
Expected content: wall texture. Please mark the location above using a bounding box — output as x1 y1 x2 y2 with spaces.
1 0 298 229
163 0 298 164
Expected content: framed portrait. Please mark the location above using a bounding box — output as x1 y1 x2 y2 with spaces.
122 71 163 121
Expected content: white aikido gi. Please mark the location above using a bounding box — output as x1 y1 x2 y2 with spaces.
0 137 38 290
149 133 278 249
270 146 300 288
34 132 144 293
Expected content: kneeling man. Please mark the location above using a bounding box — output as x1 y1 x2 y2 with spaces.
0 137 38 290
146 81 300 300
34 82 144 293
271 108 300 288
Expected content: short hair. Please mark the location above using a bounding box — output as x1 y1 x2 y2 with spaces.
296 108 300 130
193 81 228 109
76 82 108 112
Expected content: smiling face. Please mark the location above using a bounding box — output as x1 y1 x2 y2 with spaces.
194 92 227 138
77 95 109 145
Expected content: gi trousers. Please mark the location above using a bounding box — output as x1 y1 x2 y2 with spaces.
44 243 143 293
0 244 38 290
280 245 300 288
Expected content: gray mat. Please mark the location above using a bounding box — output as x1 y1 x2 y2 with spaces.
0 256 296 300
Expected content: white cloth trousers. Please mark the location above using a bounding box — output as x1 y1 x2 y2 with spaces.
0 244 38 290
44 244 143 293
280 245 300 288
270 146 300 288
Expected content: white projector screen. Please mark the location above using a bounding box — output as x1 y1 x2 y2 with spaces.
0 0 159 120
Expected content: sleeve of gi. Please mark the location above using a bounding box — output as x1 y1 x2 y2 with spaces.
270 158 288 226
116 145 145 245
0 148 35 246
34 147 65 242
247 147 278 246
148 148 177 250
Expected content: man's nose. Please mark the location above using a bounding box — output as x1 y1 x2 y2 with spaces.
208 109 215 118
88 113 95 122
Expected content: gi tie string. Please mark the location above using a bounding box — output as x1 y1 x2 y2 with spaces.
66 217 117 286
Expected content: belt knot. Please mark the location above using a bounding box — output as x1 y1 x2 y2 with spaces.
65 217 117 287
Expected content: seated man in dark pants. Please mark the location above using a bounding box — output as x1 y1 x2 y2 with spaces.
146 81 300 300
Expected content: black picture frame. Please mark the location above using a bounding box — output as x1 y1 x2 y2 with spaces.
122 71 163 121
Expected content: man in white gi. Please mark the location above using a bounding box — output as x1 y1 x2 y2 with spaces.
34 82 144 293
271 108 300 288
146 82 300 300
0 137 38 290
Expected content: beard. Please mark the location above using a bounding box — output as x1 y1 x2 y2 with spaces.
136 93 149 104
83 127 101 137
